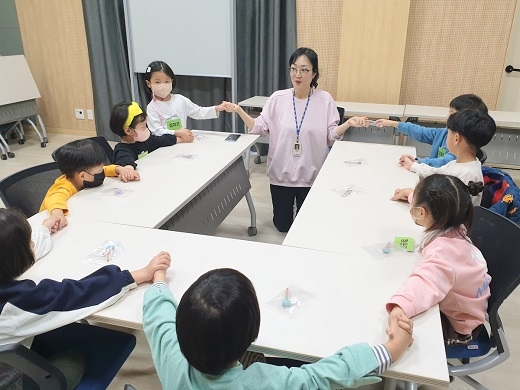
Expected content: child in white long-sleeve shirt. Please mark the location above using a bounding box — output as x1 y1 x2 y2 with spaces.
145 61 226 136
392 109 496 206
388 174 491 345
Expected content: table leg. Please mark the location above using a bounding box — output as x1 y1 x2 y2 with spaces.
160 157 256 236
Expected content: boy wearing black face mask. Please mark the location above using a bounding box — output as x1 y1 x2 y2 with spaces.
40 139 139 230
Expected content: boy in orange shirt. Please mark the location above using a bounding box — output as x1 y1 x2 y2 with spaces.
40 139 139 229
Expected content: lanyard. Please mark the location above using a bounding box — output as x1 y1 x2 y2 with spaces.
292 89 311 142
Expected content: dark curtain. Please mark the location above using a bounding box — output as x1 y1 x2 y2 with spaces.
83 0 296 136
236 0 297 101
82 0 131 141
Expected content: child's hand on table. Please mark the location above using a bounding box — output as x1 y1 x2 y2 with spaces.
176 129 194 143
390 187 413 202
50 209 68 230
131 251 171 285
398 155 415 170
117 165 140 183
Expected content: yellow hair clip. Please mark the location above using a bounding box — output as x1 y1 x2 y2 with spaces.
123 102 143 129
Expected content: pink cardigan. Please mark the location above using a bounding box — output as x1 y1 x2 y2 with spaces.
387 234 491 335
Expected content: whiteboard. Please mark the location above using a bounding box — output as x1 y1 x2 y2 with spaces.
125 0 234 78
0 55 40 106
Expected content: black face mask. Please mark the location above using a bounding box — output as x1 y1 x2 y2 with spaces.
83 171 105 188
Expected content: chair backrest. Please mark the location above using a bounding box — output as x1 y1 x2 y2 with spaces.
470 206 520 353
477 148 487 164
51 136 114 164
0 343 66 390
337 106 345 124
0 162 61 217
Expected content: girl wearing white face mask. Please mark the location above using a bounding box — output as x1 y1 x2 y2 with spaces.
387 174 490 346
145 61 226 137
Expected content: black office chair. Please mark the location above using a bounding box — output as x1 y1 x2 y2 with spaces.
337 106 345 125
51 136 114 164
0 323 136 390
0 161 61 217
445 206 520 388
476 148 487 164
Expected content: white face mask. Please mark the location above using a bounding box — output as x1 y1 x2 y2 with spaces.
151 83 172 99
133 128 151 142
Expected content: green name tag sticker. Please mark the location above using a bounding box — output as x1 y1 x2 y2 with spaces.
137 151 149 159
166 118 182 130
437 146 447 158
394 237 415 252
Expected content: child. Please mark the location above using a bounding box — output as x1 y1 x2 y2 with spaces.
375 94 488 167
143 267 413 389
39 139 140 229
110 101 194 168
0 207 171 388
392 108 496 206
387 174 490 346
145 61 226 136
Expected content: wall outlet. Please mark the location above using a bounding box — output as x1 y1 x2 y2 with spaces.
87 109 94 120
75 108 84 120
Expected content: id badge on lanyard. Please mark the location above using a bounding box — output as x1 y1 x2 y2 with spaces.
293 142 302 157
292 90 311 158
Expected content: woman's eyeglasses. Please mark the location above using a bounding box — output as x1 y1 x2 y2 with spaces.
289 67 311 76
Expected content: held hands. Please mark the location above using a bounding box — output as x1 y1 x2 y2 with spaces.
176 129 194 143
336 116 369 137
384 307 414 363
375 119 398 128
222 101 241 113
391 187 413 202
215 101 227 112
387 306 414 336
42 215 60 234
398 154 415 170
345 116 369 128
131 251 171 285
50 209 68 230
117 165 140 183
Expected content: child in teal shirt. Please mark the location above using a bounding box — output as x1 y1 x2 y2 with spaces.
143 268 413 390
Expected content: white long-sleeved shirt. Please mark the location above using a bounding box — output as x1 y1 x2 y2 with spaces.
147 94 218 136
409 159 483 206
31 225 53 260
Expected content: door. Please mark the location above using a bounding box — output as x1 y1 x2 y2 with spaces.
497 1 520 111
